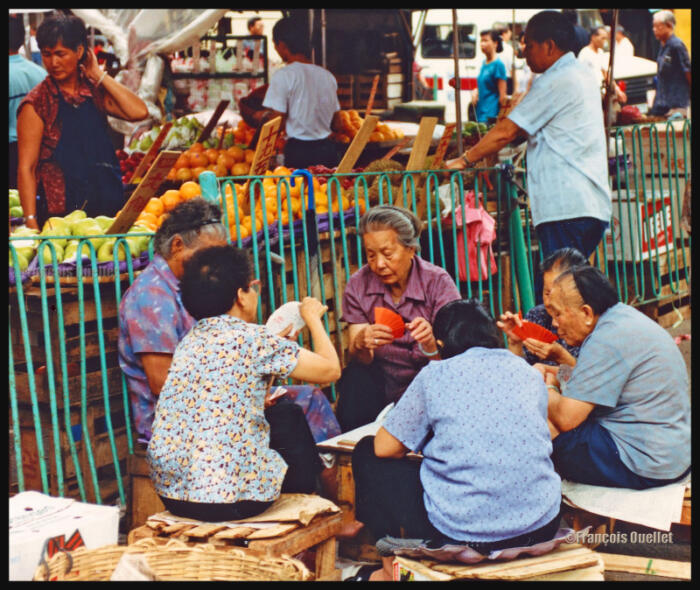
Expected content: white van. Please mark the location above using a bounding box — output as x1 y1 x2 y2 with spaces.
413 9 657 122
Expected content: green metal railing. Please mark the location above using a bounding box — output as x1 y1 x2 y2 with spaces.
9 119 690 505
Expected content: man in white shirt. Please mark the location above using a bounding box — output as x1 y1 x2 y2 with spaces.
615 27 635 57
447 10 611 261
259 17 341 169
578 27 627 104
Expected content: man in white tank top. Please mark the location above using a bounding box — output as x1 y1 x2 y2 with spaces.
260 17 341 169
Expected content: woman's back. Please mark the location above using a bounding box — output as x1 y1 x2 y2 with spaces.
383 346 561 542
147 315 300 504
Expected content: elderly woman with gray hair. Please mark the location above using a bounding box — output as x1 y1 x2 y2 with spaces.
337 205 461 431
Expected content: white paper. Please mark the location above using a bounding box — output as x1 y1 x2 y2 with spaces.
265 301 306 336
317 404 394 451
561 477 690 531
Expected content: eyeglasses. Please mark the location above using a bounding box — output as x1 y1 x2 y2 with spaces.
249 279 261 294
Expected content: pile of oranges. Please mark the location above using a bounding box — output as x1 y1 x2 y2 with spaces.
330 110 405 144
134 171 367 241
132 181 203 231
231 120 286 153
165 142 256 183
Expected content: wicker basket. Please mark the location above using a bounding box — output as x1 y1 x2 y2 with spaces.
33 538 312 582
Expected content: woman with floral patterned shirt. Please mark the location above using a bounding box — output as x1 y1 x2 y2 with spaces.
147 244 341 522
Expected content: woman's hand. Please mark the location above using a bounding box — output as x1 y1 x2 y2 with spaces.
533 362 559 381
522 338 557 361
299 297 328 325
471 89 479 105
499 95 509 108
358 324 395 351
80 48 103 85
276 323 299 341
496 311 523 344
406 316 437 352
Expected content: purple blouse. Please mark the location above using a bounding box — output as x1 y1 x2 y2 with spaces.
341 256 461 403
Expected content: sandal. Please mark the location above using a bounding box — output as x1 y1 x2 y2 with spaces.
344 564 378 582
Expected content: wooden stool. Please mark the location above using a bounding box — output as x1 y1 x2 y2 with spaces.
128 511 344 580
126 444 164 531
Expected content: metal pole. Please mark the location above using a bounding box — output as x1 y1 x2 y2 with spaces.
603 9 619 154
321 9 327 69
452 9 463 156
308 9 315 64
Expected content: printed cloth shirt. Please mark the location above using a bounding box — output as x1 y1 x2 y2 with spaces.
507 52 612 227
147 314 300 503
523 304 580 366
562 303 690 480
118 255 195 441
383 347 562 542
18 73 108 213
341 256 461 403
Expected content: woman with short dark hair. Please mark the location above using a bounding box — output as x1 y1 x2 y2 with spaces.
471 30 508 124
350 298 562 581
17 12 148 228
147 244 341 521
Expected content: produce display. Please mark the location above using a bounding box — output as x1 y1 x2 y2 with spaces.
9 189 23 219
127 115 210 153
9 225 39 272
164 143 257 182
330 110 405 144
460 121 491 146
116 150 145 184
134 181 203 231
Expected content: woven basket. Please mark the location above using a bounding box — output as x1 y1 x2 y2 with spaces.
33 538 312 582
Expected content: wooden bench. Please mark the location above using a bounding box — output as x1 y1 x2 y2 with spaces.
126 444 165 531
128 511 344 580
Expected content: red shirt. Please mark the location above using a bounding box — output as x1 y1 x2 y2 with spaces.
18 74 108 214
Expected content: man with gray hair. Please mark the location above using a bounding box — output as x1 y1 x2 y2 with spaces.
650 10 690 118
119 197 229 441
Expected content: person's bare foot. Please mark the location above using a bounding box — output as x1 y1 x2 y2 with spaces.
336 519 364 539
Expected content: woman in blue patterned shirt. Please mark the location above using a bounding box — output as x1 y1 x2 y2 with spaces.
498 248 587 367
350 299 561 581
147 244 341 522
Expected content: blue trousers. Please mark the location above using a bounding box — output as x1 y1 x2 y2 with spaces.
536 217 609 260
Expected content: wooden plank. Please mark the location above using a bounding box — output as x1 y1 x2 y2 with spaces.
335 116 379 175
128 122 173 183
601 554 691 580
196 100 230 144
184 524 229 539
245 523 298 539
364 74 380 118
212 526 258 540
314 537 339 580
396 117 437 208
530 562 605 581
246 512 343 557
107 151 181 235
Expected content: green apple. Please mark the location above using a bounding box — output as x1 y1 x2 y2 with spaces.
12 225 39 236
95 216 115 232
64 209 87 223
9 250 30 272
62 240 80 263
40 243 64 266
97 238 126 263
9 192 20 209
128 225 152 251
41 218 71 248
70 219 106 250
123 237 142 258
10 206 24 218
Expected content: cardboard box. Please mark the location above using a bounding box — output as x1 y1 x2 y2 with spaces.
606 191 679 262
9 491 119 581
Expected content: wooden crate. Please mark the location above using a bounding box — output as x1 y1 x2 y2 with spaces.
336 74 355 110
356 72 404 110
618 120 689 178
129 511 344 580
10 391 130 504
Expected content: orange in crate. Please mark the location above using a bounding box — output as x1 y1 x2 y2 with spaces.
188 151 209 169
143 197 164 217
160 189 182 212
244 149 255 164
175 168 193 182
179 181 201 201
226 145 245 163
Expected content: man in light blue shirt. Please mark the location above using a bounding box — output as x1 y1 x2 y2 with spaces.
544 265 690 489
9 15 46 188
447 11 611 260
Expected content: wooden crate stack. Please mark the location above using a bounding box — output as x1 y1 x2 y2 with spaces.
336 74 355 110
9 279 133 504
356 70 404 111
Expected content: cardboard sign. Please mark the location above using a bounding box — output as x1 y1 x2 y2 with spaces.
241 116 282 198
335 115 379 175
430 122 456 170
196 99 230 144
106 150 181 235
395 116 437 208
127 122 173 183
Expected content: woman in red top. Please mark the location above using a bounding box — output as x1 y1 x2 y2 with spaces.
17 13 148 229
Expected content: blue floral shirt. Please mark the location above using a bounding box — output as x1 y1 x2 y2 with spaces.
383 347 561 543
147 314 300 503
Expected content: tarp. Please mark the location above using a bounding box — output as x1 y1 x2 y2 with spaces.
70 9 228 140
